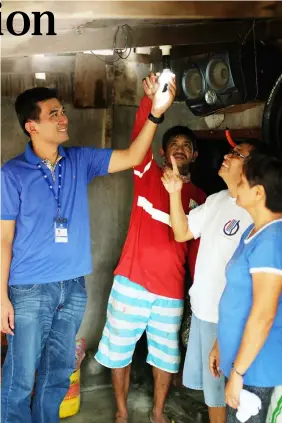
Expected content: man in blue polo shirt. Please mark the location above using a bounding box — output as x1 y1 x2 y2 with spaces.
1 79 175 423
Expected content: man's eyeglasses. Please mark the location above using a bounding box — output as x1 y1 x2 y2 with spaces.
229 149 247 159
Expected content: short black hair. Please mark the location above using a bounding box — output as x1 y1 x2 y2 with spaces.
243 146 282 212
162 126 197 152
15 87 59 137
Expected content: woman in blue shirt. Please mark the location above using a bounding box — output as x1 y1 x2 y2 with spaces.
209 148 282 422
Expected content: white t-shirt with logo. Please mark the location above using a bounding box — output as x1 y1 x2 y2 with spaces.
188 189 253 324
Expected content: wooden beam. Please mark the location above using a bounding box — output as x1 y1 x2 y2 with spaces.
2 18 282 58
215 102 265 115
1 56 76 74
3 19 282 58
1 26 116 58
0 53 149 76
2 1 282 20
194 128 261 140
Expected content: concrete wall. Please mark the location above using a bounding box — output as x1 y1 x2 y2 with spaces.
1 81 264 350
1 97 133 349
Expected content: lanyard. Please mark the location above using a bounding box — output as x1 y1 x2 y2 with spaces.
37 161 63 217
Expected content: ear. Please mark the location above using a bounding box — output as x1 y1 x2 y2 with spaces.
25 121 38 136
192 151 198 162
160 148 165 157
256 184 266 202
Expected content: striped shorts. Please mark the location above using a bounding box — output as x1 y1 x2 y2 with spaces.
95 275 184 373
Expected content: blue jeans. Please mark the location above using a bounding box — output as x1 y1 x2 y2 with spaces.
1 277 87 423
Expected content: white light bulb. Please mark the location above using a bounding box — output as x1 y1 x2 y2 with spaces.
159 69 174 85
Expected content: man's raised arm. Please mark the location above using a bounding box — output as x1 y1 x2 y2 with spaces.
108 75 176 174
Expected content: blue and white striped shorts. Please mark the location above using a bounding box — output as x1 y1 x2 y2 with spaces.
95 275 184 373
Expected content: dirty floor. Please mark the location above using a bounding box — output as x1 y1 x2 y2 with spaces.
61 387 208 423
61 386 155 423
60 384 208 423
60 352 209 423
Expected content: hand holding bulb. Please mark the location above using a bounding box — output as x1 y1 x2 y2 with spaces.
151 73 176 117
142 72 160 100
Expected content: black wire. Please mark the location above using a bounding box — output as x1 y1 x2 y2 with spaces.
114 24 133 59
90 24 133 63
241 21 255 46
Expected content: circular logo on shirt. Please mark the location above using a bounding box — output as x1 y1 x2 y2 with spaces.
223 219 240 236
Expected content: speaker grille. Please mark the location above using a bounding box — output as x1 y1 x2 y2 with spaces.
207 58 230 91
182 67 204 99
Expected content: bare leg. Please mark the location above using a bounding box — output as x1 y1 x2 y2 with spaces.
208 406 226 423
112 365 131 422
124 365 131 401
151 367 172 423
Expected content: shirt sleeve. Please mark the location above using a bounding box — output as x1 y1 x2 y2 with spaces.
80 148 113 183
132 96 153 178
186 187 207 279
249 235 282 275
187 202 207 239
1 168 20 220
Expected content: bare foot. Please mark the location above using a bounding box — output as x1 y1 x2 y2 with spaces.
150 412 171 423
116 412 128 423
116 416 128 423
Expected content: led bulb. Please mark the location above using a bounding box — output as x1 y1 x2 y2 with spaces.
159 69 173 85
159 45 172 93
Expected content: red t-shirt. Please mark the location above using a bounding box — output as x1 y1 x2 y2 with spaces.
114 96 206 299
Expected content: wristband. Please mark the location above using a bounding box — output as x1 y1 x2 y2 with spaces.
148 112 164 124
232 363 244 377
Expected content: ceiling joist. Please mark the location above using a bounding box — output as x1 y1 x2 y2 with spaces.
2 19 282 58
1 1 282 20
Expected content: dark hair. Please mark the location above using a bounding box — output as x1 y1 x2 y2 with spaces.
243 146 282 212
15 87 59 137
162 126 197 152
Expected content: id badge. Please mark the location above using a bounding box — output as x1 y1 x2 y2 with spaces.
54 217 68 243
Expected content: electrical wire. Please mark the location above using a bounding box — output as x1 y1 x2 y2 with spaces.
113 24 133 60
90 24 133 63
241 20 256 46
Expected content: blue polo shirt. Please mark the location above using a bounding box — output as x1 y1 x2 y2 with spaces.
1 142 113 285
218 219 282 387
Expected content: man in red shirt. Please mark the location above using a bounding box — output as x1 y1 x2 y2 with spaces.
96 75 206 423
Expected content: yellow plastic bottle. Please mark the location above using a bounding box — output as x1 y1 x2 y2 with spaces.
59 369 81 418
60 338 86 418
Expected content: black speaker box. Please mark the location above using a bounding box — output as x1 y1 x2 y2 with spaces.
172 42 282 116
262 73 282 154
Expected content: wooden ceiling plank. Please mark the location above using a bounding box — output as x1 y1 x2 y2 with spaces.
1 56 75 74
2 19 282 58
195 128 261 140
2 1 281 20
